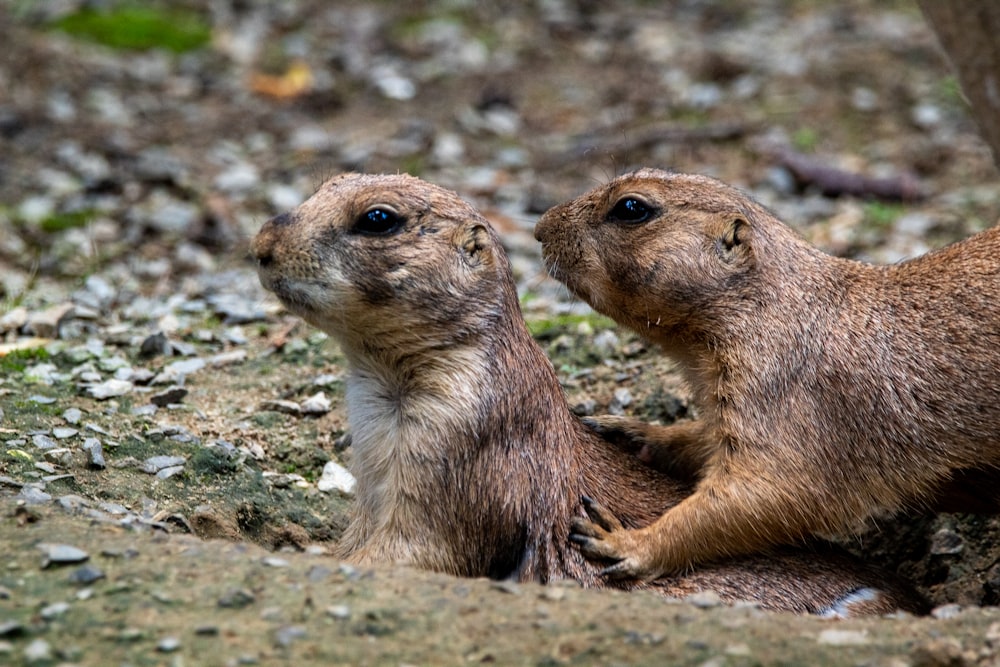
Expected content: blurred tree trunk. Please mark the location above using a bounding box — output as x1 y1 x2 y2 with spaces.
917 1 1000 170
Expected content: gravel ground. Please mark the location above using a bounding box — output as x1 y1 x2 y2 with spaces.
2 1 1000 665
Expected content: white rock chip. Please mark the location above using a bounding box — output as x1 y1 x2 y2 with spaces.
317 460 356 495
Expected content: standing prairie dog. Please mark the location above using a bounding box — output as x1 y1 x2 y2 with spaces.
250 172 926 615
535 167 1000 581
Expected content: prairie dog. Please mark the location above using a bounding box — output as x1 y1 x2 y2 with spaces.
535 167 1000 580
251 172 926 615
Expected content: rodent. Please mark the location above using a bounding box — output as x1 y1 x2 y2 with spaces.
251 171 927 615
534 167 1000 581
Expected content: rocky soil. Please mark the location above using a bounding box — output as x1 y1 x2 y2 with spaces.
2 1 1000 665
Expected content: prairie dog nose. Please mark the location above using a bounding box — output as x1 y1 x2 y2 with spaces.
251 212 295 266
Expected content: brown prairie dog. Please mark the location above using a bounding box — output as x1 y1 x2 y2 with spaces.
535 167 1000 581
250 172 926 615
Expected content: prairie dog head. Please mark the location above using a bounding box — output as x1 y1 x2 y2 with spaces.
534 169 764 335
251 173 511 355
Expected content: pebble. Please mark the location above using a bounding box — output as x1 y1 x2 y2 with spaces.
931 603 963 620
930 528 964 556
140 332 170 358
326 605 351 620
157 636 182 653
274 625 307 648
38 543 89 568
40 601 71 619
0 305 28 333
43 448 73 466
152 357 206 385
68 564 106 585
62 407 83 424
22 638 52 663
686 590 722 609
57 494 91 510
53 427 78 439
151 386 188 407
32 433 58 450
24 302 75 338
218 588 256 608
0 620 24 637
17 486 52 505
28 394 57 405
316 460 356 495
86 378 133 400
81 438 106 469
300 392 332 415
260 399 301 416
209 349 247 367
142 455 187 474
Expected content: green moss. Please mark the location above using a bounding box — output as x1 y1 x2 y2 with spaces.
38 210 95 233
50 5 211 53
863 202 904 230
0 346 50 373
189 446 239 477
525 313 616 340
792 127 820 152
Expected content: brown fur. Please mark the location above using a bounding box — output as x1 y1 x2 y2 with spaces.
535 167 1000 580
251 172 927 615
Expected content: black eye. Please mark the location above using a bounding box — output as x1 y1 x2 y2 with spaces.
607 197 655 224
353 207 404 235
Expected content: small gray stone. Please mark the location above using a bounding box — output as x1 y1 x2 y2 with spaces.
931 603 963 620
140 332 170 358
17 486 52 505
142 455 187 474
686 590 722 608
260 399 301 415
274 625 307 648
0 620 24 637
39 543 89 568
57 494 91 511
931 528 964 556
218 588 256 608
43 448 73 466
62 408 83 425
151 386 188 407
82 438 106 469
317 460 356 495
214 162 260 193
152 357 205 385
40 601 70 619
24 302 74 338
326 605 351 620
0 306 27 333
156 465 185 480
209 349 248 367
207 293 267 324
32 434 58 450
68 564 106 585
53 427 78 439
23 638 52 663
300 392 331 415
156 636 181 653
86 378 133 400
28 395 57 405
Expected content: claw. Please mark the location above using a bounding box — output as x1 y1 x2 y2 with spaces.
599 560 635 580
570 517 603 538
579 495 624 532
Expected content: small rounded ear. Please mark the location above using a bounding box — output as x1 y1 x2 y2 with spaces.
718 218 750 262
458 224 492 267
